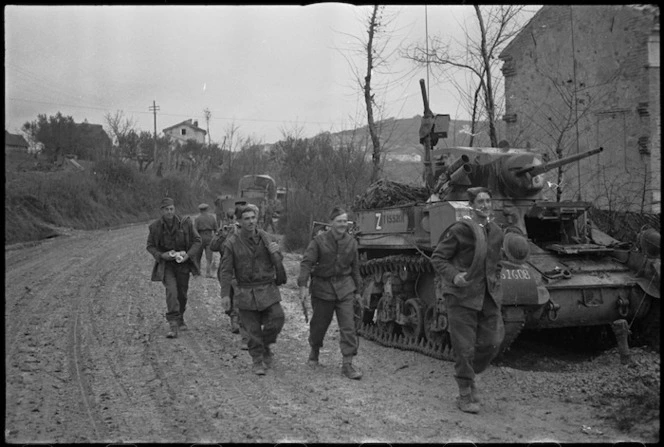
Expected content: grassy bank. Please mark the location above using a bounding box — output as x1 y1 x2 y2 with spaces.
5 156 218 246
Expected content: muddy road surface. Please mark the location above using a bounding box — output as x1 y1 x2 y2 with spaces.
4 224 659 443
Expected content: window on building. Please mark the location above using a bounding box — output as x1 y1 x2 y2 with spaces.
181 129 187 136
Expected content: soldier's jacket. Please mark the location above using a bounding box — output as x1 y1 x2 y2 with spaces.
195 212 218 246
431 219 503 310
220 229 282 311
146 214 202 281
297 229 361 301
195 212 218 232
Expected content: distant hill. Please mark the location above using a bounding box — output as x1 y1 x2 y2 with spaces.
330 115 507 160
325 115 507 184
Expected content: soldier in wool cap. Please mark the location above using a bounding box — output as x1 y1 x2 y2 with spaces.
297 206 364 380
146 197 202 338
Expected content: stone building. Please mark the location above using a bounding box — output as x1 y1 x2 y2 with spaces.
499 5 660 213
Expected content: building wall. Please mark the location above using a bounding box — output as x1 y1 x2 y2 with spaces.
5 143 28 153
164 124 206 145
647 26 661 213
500 5 660 213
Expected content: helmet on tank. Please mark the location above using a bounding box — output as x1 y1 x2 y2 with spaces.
503 232 530 264
638 227 661 258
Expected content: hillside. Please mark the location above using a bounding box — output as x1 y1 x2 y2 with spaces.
331 116 508 160
324 116 507 184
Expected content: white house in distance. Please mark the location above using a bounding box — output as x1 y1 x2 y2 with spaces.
162 119 207 145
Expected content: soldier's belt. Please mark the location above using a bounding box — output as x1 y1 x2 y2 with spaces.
236 279 274 287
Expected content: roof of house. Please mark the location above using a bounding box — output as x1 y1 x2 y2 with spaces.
162 119 207 135
5 131 28 147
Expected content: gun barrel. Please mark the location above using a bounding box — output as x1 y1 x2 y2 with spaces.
420 79 432 117
449 163 472 184
445 154 470 177
517 147 604 177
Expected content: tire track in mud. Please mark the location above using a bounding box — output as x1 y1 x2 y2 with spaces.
5 233 118 442
180 278 318 442
82 227 187 442
59 237 131 442
141 274 288 443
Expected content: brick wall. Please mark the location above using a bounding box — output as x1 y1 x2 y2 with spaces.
500 5 660 213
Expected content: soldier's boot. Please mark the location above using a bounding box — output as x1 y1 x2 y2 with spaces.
470 381 480 404
307 347 320 368
239 326 249 351
263 345 274 369
341 356 362 380
457 387 480 414
230 314 240 334
252 358 266 376
178 316 188 331
166 321 179 339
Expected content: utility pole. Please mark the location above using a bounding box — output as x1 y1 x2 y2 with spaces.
149 100 160 164
203 108 212 146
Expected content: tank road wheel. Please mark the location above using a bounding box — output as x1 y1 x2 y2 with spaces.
354 300 375 333
376 296 398 336
401 299 425 340
424 304 448 347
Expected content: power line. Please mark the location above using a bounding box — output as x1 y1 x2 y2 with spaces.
6 96 358 127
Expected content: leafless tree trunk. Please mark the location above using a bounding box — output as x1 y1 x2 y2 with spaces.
473 5 498 147
364 5 382 183
223 122 242 175
404 5 527 147
104 110 137 150
336 5 400 184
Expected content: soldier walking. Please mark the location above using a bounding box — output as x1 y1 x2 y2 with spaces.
431 186 505 413
219 204 286 375
298 206 363 380
146 197 202 338
194 203 218 277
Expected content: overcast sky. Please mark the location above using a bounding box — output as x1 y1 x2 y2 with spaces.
5 5 539 145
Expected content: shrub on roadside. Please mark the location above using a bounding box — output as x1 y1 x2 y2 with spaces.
4 160 209 245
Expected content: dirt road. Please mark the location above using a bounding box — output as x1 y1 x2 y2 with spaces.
4 224 659 443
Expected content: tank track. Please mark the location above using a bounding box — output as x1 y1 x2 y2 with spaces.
357 321 455 361
357 255 525 362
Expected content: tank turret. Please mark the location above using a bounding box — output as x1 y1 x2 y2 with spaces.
432 146 603 200
494 146 604 197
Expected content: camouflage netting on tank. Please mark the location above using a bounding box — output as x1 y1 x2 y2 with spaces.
589 208 661 246
352 179 429 210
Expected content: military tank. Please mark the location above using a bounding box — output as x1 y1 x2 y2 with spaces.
352 79 661 360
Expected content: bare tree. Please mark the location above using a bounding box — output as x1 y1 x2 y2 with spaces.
336 5 403 183
404 5 527 147
515 61 627 204
103 110 138 151
203 108 212 145
222 122 242 175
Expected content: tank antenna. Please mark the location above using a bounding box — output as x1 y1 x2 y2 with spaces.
425 5 430 102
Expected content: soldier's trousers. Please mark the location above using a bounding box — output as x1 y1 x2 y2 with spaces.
239 303 285 362
448 292 505 389
163 262 191 322
309 295 358 358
